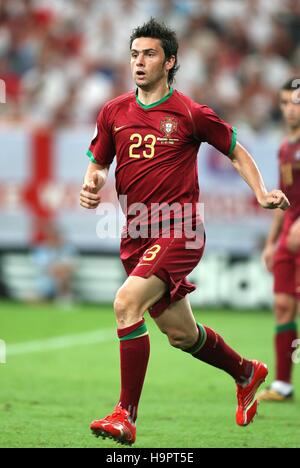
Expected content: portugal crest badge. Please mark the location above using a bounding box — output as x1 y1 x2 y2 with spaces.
160 117 178 138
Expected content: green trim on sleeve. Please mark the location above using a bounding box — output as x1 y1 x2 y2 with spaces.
86 149 97 164
276 322 297 334
228 126 237 156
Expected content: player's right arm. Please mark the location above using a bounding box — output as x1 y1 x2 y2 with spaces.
80 162 109 210
262 209 285 272
80 103 115 209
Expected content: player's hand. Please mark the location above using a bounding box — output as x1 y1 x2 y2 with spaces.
258 190 290 211
261 243 276 272
80 172 104 209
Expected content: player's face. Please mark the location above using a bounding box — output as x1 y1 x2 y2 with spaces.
130 37 174 90
279 90 300 129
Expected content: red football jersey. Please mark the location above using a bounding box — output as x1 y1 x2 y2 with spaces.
87 88 236 229
279 138 300 234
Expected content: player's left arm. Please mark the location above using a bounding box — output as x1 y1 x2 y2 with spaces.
192 103 289 210
230 142 290 211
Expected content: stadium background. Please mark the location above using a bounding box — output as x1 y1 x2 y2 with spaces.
0 0 300 449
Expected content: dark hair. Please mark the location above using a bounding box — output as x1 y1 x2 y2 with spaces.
130 18 179 85
281 78 300 91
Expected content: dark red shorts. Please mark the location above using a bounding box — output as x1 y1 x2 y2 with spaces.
273 236 300 300
120 230 205 318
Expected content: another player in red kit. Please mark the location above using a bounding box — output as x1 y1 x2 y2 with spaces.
259 79 300 402
80 19 289 445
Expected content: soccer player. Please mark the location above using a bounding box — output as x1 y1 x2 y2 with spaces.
80 19 290 445
258 78 300 402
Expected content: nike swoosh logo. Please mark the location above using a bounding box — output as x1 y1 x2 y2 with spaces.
114 125 126 132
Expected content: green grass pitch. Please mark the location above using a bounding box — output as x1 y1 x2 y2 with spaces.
0 300 299 448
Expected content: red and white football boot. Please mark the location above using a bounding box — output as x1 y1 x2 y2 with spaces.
236 360 268 426
90 406 136 446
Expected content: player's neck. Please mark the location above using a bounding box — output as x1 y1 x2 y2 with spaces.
287 125 300 143
137 82 171 106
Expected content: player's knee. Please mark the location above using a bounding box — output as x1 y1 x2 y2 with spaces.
167 330 196 350
114 291 142 327
275 296 295 323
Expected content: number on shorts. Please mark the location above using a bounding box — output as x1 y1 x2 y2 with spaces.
142 244 161 262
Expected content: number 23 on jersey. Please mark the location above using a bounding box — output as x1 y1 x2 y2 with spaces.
129 133 157 159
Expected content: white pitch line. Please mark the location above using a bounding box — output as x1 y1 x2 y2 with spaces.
7 329 115 357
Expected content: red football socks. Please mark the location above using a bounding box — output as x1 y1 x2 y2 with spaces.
117 319 150 422
185 323 253 384
275 322 298 383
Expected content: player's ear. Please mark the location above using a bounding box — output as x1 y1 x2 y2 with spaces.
165 55 175 71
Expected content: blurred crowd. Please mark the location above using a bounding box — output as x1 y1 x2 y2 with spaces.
31 223 77 306
0 0 300 132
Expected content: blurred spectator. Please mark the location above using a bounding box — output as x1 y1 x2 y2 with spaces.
0 0 299 131
31 223 77 306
